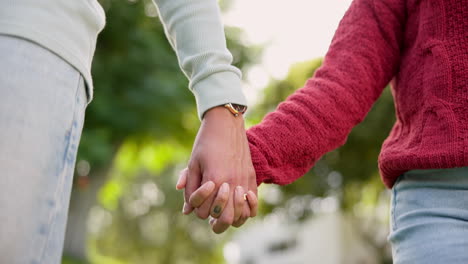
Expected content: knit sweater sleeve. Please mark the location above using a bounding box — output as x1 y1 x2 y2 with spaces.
153 0 247 119
248 0 406 185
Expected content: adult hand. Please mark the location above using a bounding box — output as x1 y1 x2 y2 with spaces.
177 106 258 233
177 168 259 233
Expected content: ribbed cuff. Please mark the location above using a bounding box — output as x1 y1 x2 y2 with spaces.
248 140 272 186
192 71 247 120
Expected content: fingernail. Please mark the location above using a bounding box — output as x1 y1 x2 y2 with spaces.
176 171 186 190
220 182 229 193
176 179 182 190
209 217 216 226
213 205 221 215
182 202 190 214
245 191 255 202
236 186 244 195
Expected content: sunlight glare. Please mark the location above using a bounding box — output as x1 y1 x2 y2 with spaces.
223 0 353 103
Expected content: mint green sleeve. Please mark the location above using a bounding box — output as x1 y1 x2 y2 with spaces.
153 0 247 119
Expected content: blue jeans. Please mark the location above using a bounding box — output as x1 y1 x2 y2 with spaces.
389 167 468 263
0 35 87 264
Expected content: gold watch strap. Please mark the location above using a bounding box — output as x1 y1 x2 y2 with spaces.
224 103 247 117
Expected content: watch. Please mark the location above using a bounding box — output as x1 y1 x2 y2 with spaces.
224 103 247 117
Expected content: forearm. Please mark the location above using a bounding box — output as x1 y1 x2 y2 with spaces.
248 0 406 185
153 0 247 118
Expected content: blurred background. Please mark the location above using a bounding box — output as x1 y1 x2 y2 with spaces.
62 0 396 263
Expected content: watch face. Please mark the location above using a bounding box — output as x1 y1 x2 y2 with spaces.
232 104 247 113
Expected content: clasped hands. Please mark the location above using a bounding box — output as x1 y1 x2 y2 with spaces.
176 106 258 234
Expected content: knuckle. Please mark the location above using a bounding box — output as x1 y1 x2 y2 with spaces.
221 174 236 185
203 172 216 181
205 169 222 178
216 175 234 187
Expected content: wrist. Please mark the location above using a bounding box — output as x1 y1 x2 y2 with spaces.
203 106 245 126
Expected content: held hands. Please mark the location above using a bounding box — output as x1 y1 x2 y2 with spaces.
177 169 258 233
176 106 258 233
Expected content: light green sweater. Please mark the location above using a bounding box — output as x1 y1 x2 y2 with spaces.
0 0 247 118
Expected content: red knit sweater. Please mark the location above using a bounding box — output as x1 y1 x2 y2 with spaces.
247 0 468 188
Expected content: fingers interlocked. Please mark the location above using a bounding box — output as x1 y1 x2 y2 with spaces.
186 181 255 233
177 167 258 234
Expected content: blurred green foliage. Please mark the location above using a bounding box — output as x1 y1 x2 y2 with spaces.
62 255 89 264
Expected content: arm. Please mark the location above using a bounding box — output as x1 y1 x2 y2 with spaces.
153 0 257 232
248 0 406 185
153 0 247 118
